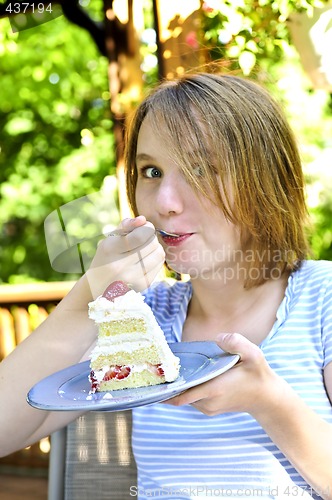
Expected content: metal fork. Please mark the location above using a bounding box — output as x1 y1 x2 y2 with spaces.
107 228 178 238
156 229 179 237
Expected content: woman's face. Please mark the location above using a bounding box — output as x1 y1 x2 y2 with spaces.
135 114 243 282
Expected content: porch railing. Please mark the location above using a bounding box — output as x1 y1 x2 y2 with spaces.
0 281 75 473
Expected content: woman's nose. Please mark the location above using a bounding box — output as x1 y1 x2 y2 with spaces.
155 175 185 216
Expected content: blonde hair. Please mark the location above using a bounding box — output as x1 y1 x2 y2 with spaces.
125 73 310 288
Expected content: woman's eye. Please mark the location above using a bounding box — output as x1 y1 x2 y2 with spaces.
142 166 162 178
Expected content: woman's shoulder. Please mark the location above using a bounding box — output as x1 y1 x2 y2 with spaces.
291 260 332 298
297 260 332 281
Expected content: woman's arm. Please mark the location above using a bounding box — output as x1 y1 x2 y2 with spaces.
0 275 95 456
0 217 165 457
167 333 332 499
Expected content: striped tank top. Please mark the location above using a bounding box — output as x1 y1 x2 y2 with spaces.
132 260 332 499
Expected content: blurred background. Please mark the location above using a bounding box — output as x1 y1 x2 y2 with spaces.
0 0 332 285
1 0 332 497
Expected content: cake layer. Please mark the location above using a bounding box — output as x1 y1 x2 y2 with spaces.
91 345 168 370
90 365 168 391
99 318 146 336
90 335 177 360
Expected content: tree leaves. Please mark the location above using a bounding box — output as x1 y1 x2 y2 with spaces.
0 13 115 283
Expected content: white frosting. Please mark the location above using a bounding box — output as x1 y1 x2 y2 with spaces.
157 359 180 381
88 291 150 323
90 339 152 361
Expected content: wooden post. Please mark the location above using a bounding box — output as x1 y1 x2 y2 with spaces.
153 0 203 79
103 0 145 218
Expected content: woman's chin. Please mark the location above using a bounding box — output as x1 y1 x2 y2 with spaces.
165 262 207 279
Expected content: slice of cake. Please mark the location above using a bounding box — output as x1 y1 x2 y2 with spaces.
88 281 180 392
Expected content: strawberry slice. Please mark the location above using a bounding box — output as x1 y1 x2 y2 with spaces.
103 365 131 381
89 370 99 392
151 364 165 377
102 281 131 301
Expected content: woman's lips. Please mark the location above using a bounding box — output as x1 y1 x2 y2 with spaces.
160 233 193 246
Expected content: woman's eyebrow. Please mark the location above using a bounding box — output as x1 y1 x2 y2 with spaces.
136 153 155 163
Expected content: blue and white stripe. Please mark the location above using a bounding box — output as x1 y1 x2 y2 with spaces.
130 260 332 499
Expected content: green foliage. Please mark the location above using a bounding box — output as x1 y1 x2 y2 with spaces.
201 0 329 74
1 0 332 286
0 13 115 283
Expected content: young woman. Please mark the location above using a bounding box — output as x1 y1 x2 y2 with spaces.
1 73 332 499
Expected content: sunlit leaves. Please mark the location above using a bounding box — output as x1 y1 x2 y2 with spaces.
0 10 114 283
201 0 330 74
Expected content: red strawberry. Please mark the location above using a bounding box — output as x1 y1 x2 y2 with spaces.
102 281 131 301
89 370 99 392
151 364 164 377
103 365 131 381
116 366 131 380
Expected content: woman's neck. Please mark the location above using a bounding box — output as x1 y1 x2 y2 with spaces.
182 273 289 344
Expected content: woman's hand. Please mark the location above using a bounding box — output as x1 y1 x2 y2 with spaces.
86 216 165 298
165 333 282 417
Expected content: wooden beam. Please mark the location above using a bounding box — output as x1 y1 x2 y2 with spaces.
0 282 74 304
154 0 202 79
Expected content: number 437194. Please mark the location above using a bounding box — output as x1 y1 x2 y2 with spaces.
5 3 53 14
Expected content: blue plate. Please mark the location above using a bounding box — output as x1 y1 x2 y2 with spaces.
27 342 239 412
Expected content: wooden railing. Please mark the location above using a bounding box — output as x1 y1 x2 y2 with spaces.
0 281 75 472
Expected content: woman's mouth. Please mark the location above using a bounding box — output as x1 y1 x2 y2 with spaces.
157 230 193 246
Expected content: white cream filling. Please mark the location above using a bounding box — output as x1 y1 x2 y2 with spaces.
160 359 181 381
90 338 180 379
96 333 152 345
90 359 179 384
90 339 152 360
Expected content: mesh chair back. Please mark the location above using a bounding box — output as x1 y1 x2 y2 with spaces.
63 410 137 500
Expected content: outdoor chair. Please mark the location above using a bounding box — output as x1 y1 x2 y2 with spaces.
48 410 137 500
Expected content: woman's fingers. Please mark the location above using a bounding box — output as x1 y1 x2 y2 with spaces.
164 333 272 416
86 218 165 297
